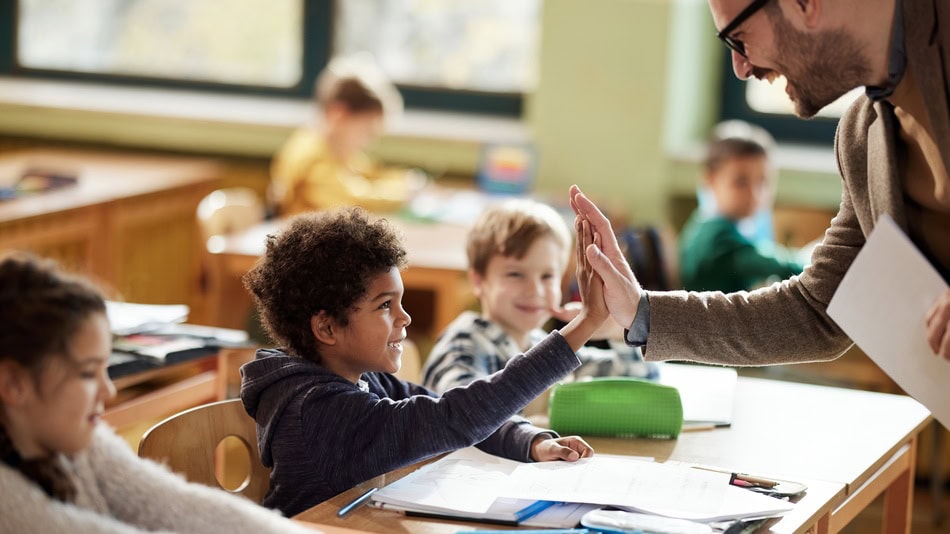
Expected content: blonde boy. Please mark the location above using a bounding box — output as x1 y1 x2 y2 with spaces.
422 199 656 394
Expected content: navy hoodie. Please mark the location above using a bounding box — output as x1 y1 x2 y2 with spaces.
240 331 581 516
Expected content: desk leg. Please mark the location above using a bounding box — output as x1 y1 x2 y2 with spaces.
881 435 916 534
829 442 915 533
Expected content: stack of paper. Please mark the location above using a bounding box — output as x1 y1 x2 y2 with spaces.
372 448 792 526
106 301 189 336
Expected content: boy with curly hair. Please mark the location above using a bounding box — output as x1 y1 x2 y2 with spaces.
422 199 657 395
240 207 605 516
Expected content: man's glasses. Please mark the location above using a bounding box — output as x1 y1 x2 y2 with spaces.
716 0 772 57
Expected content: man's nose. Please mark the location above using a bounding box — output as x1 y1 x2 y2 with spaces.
732 50 753 80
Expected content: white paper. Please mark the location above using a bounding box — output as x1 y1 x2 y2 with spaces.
500 455 791 523
827 215 949 428
105 301 189 335
656 363 737 425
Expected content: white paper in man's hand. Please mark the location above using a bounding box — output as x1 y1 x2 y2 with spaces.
827 215 949 427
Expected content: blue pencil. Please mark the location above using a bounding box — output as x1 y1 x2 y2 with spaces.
336 487 378 517
514 499 562 523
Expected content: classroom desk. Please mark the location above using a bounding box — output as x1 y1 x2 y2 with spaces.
0 149 220 311
293 377 932 534
104 341 253 430
204 217 472 339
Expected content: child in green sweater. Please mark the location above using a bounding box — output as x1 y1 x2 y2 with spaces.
678 121 806 292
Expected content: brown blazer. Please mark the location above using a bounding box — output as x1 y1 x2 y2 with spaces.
646 0 950 366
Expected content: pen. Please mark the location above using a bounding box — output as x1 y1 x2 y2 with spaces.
514 499 559 522
730 473 778 489
691 466 779 489
681 422 731 432
336 487 378 517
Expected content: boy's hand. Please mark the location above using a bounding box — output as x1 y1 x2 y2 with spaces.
530 435 594 462
557 211 610 351
570 185 644 328
550 301 624 341
576 217 610 326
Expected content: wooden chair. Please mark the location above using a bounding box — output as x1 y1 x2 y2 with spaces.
196 187 265 243
138 398 270 503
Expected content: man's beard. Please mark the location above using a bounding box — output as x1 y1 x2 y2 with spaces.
769 13 872 118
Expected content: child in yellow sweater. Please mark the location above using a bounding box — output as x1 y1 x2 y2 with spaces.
271 54 423 216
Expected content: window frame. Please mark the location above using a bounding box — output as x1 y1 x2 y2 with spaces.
718 51 840 146
1 0 522 116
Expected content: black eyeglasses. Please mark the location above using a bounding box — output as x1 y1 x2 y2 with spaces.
716 0 772 57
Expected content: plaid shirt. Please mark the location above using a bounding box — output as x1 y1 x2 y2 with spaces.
423 311 658 394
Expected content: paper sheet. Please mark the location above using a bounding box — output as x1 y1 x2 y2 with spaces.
827 215 949 427
656 363 737 425
500 456 791 522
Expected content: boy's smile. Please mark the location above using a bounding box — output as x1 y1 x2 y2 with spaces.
472 236 565 350
317 267 412 383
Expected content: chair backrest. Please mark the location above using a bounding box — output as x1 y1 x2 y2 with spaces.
619 225 678 291
138 398 270 503
196 187 265 243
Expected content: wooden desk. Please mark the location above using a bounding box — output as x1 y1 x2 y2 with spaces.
293 377 932 534
104 354 219 429
205 217 472 339
0 149 220 311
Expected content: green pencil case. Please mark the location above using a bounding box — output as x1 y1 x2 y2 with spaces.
548 377 683 439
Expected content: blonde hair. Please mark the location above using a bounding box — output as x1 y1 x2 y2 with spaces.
467 199 571 275
315 53 403 119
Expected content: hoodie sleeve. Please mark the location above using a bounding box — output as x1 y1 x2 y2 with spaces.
300 331 579 498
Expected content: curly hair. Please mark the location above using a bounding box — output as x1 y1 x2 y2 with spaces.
243 208 407 362
0 251 107 503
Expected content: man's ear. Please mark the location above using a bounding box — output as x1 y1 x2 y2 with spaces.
790 0 821 29
468 269 484 298
0 360 29 406
310 311 338 346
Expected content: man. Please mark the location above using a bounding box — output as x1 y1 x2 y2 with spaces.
571 0 950 364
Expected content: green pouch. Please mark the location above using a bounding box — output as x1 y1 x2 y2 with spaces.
548 377 683 439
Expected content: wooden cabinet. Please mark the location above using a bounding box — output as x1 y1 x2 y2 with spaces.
0 149 220 310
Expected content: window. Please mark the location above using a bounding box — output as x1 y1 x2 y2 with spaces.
2 0 540 115
720 52 862 145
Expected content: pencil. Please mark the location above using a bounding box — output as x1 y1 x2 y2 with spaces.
336 487 378 517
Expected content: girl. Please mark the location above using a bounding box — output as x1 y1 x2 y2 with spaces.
0 253 314 533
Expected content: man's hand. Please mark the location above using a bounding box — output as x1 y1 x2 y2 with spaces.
925 288 950 360
570 184 644 328
530 435 594 462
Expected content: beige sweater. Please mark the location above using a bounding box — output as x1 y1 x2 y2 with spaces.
0 424 316 534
